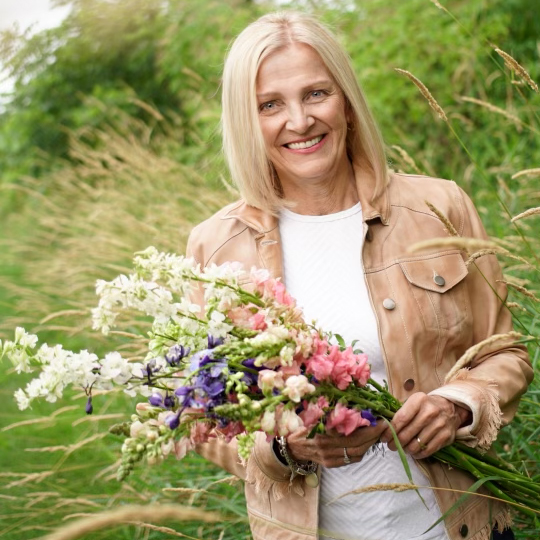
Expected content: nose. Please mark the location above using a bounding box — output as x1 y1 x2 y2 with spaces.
285 102 314 133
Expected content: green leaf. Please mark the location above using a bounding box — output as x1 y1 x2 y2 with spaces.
383 419 428 509
421 476 503 535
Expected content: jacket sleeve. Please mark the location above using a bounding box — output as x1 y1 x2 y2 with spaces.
429 186 533 450
186 228 293 488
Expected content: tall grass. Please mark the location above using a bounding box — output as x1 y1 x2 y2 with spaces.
0 109 250 540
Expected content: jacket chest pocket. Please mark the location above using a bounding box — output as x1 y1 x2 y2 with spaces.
398 251 469 331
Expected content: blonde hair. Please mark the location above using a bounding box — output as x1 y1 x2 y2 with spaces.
222 11 388 213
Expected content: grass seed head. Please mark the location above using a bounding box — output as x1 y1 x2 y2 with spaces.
494 47 539 93
395 68 448 121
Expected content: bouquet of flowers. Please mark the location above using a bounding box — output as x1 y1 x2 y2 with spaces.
1 247 538 519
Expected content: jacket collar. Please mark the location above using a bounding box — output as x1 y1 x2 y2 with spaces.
221 165 391 233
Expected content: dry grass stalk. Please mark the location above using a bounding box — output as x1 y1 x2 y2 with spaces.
445 331 523 383
460 96 524 128
428 0 446 10
494 47 539 93
464 249 531 269
425 201 458 236
43 504 221 540
127 521 197 539
207 475 241 487
511 207 540 222
6 471 55 489
506 301 527 312
71 413 125 426
52 498 104 510
40 310 89 324
2 416 56 432
24 433 109 455
162 488 208 495
390 145 424 175
500 280 540 303
511 168 540 180
394 68 448 121
409 236 497 254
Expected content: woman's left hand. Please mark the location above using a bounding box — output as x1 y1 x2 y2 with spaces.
379 392 471 459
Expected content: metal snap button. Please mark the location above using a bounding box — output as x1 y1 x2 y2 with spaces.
403 378 415 391
382 298 396 310
459 524 468 537
433 274 445 287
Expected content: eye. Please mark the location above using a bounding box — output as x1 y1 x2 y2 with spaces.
259 101 277 113
309 90 327 99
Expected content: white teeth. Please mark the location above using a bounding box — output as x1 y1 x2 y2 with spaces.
286 135 323 150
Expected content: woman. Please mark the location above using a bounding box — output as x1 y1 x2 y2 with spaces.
187 11 532 540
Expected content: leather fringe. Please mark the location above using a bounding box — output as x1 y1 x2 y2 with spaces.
447 368 503 451
471 508 513 540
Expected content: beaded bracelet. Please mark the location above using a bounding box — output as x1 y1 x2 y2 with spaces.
276 436 319 487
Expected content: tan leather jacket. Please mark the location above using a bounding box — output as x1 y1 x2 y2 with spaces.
186 171 532 540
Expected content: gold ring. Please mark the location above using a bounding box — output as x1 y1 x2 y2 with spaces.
417 436 427 451
343 447 351 464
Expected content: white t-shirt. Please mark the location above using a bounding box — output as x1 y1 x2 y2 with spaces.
279 204 449 540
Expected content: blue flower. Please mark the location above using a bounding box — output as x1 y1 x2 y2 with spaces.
85 396 93 415
166 344 191 366
207 335 224 349
148 393 164 407
165 411 180 430
361 409 377 426
164 394 176 409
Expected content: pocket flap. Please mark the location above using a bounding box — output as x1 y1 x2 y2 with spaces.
399 251 468 293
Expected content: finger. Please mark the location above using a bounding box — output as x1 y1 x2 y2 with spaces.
389 393 425 434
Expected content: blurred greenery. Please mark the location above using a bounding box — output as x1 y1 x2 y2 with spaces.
0 0 539 538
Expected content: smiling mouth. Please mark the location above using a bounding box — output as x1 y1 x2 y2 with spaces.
285 135 325 150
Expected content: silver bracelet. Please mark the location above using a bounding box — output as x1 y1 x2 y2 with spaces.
276 436 318 485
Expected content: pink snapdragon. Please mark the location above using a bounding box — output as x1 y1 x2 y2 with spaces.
326 403 371 436
299 396 329 430
227 306 252 328
306 353 334 381
250 311 268 331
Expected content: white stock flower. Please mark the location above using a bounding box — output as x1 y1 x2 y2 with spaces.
14 388 30 410
282 375 316 403
14 327 38 349
9 348 33 374
207 310 233 338
99 352 133 385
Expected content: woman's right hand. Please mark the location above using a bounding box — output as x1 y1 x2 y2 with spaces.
286 421 386 468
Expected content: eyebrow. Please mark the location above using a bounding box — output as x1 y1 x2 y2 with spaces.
256 78 335 101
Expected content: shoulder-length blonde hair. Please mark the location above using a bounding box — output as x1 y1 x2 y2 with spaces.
222 11 388 213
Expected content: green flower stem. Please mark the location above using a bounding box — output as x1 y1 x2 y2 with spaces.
457 452 540 491
317 386 396 419
496 480 540 504
440 446 537 518
452 442 519 474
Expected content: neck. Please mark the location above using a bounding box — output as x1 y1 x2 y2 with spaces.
281 161 359 216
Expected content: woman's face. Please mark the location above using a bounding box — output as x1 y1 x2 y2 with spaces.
256 43 350 195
